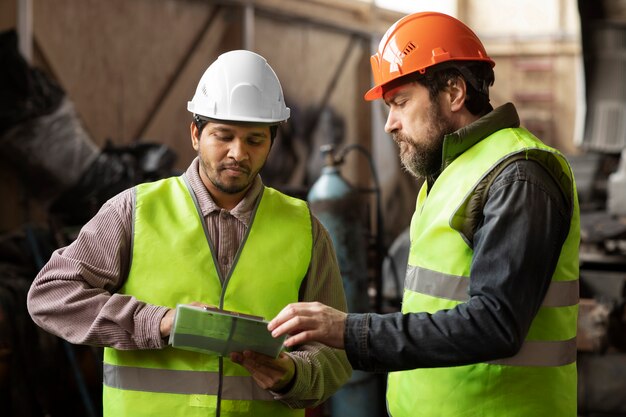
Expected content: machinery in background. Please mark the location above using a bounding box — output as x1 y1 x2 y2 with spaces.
0 29 178 417
381 227 410 311
607 149 626 218
574 149 626 417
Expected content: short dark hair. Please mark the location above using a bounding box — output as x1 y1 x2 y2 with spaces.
193 115 278 141
417 61 495 116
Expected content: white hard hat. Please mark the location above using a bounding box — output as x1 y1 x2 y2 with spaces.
188 50 290 124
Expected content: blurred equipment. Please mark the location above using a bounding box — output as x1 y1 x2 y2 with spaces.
578 353 626 416
579 18 626 153
307 143 384 417
0 29 64 137
0 28 178 226
49 140 177 227
0 28 179 417
381 227 410 311
607 149 626 217
575 7 626 414
0 29 98 203
0 226 102 417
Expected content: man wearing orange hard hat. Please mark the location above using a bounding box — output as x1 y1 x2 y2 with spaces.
269 12 579 417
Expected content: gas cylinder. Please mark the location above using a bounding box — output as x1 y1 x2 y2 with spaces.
307 144 382 417
307 144 369 313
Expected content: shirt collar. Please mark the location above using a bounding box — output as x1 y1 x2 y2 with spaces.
441 102 521 171
185 157 263 225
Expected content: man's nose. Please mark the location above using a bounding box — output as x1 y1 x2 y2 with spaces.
384 110 400 134
227 138 248 161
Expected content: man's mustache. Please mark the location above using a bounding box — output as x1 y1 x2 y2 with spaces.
392 132 410 145
219 163 251 174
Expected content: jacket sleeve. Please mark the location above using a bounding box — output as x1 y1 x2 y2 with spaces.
26 189 169 350
273 215 352 407
344 159 572 372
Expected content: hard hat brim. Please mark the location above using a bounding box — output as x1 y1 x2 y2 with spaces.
188 102 290 124
364 85 383 101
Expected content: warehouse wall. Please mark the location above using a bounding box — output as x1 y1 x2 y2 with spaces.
474 0 582 154
0 0 582 243
0 0 402 235
19 0 391 170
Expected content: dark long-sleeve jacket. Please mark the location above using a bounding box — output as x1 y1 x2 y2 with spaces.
345 103 573 371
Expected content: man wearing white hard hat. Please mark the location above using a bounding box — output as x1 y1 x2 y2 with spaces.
27 50 351 417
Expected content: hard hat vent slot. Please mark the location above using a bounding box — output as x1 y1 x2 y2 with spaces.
402 41 416 56
202 85 208 97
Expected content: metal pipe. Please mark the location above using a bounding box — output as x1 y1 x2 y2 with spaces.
17 0 33 63
243 1 255 51
307 34 359 137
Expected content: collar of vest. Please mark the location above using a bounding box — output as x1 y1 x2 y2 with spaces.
441 102 521 172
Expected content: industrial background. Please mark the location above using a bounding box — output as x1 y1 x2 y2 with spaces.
1 0 625 416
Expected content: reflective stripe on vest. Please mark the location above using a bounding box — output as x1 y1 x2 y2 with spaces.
103 363 274 401
405 265 579 308
404 265 578 367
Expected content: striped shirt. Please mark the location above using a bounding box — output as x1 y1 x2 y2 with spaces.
27 157 351 408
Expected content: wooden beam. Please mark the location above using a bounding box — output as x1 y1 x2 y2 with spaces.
17 0 33 62
141 8 233 164
207 0 403 38
134 5 223 140
243 1 255 51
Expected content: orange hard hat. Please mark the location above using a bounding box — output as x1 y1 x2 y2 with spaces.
364 12 495 101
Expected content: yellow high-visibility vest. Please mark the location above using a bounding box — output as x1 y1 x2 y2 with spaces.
387 127 580 417
103 175 312 417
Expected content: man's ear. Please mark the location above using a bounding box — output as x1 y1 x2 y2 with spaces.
447 76 467 112
190 121 200 151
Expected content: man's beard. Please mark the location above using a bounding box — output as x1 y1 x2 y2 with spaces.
393 102 456 178
199 159 260 195
210 163 257 194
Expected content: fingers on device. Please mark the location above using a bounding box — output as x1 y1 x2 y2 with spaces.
168 304 285 358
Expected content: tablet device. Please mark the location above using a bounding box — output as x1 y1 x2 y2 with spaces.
168 304 285 358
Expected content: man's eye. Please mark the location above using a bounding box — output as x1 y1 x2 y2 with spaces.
248 138 265 145
214 134 233 141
